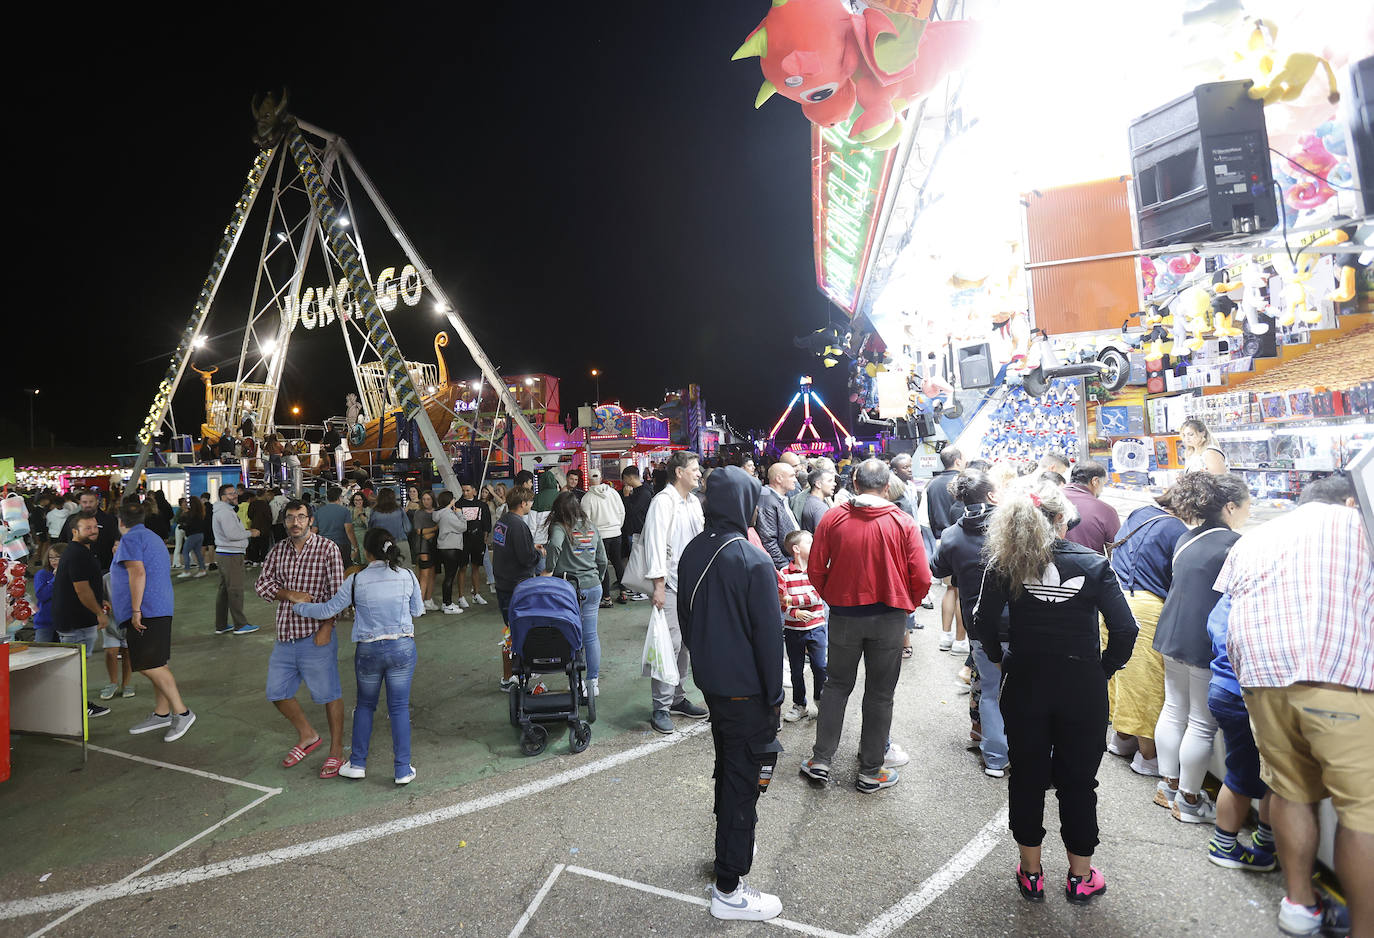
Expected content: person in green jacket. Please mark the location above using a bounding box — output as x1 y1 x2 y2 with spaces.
544 491 608 697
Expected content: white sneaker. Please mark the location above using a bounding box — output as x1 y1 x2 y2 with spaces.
806 701 818 719
950 638 970 655
1130 752 1162 777
782 703 809 723
442 603 463 615
1106 732 1138 757
337 762 366 779
424 598 439 612
938 631 954 651
710 881 782 921
588 678 599 697
177 571 193 579
458 596 470 609
884 741 910 767
1172 790 1217 824
470 593 488 606
194 570 208 578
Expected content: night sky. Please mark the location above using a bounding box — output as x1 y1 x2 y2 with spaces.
11 8 855 454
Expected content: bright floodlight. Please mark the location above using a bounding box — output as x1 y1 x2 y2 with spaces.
192 336 207 348
263 339 278 355
339 216 350 227
524 378 534 386
427 385 436 394
276 232 287 242
470 381 482 390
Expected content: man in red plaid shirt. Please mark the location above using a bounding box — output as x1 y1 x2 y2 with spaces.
255 499 346 778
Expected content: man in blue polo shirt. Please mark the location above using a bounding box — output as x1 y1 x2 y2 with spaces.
111 496 196 742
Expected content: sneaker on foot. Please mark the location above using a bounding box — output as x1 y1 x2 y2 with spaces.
805 701 818 719
470 593 488 605
649 709 675 734
587 678 599 697
129 711 172 734
395 766 417 785
856 767 900 793
233 623 260 635
1208 838 1277 872
668 699 708 719
499 677 518 692
783 703 809 723
1277 897 1325 936
1130 752 1161 777
423 598 439 612
1172 790 1217 824
1016 864 1045 901
164 710 196 742
920 599 934 610
629 591 649 602
442 603 463 614
87 702 111 718
458 596 470 609
1106 732 1138 757
799 758 830 782
956 680 971 696
1065 867 1107 904
177 571 193 579
710 880 782 921
121 685 135 698
883 742 910 767
99 683 119 700
214 625 234 635
951 638 970 655
194 569 209 578
938 631 954 651
984 763 1008 779
337 762 366 779
1154 780 1179 808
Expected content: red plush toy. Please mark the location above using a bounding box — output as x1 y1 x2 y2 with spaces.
733 0 981 149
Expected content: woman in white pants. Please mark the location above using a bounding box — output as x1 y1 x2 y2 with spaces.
1151 472 1251 822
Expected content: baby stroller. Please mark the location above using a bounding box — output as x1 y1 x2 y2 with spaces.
507 577 596 755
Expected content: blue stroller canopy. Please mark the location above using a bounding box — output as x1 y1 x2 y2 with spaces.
509 577 583 654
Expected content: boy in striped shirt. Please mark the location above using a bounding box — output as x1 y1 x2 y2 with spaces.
778 530 828 723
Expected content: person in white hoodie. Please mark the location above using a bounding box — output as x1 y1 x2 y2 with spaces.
582 469 628 607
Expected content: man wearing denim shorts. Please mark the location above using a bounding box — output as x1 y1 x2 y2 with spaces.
1214 475 1373 938
255 499 345 777
52 511 111 718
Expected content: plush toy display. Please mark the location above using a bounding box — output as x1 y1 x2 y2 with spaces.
981 379 1081 466
733 0 981 149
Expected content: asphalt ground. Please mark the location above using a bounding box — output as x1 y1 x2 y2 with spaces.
0 492 1298 937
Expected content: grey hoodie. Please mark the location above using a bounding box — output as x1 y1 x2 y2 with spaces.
212 500 250 554
581 482 625 539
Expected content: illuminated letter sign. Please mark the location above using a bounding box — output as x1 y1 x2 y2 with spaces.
812 125 898 316
287 263 422 329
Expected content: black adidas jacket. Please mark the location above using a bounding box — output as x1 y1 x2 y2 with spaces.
972 540 1138 674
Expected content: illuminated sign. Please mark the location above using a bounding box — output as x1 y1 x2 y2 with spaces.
284 264 423 331
812 124 898 316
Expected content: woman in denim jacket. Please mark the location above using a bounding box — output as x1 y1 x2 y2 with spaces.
287 527 424 784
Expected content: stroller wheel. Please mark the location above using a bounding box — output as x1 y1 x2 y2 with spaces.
520 724 548 756
509 682 521 728
569 721 592 754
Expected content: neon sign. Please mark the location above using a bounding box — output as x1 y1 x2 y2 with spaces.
812 124 898 316
284 264 423 331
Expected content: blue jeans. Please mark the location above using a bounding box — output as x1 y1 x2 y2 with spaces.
784 624 828 706
579 584 602 679
351 637 417 778
1208 684 1267 800
33 626 57 643
57 626 98 655
182 532 205 571
972 639 1010 770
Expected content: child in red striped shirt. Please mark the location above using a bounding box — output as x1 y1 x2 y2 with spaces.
778 530 828 723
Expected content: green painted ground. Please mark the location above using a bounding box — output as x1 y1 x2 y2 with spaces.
3 573 690 878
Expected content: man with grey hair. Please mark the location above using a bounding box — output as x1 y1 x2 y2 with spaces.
756 461 800 570
802 459 931 793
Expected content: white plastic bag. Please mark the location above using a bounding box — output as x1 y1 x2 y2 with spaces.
622 535 654 595
641 606 679 686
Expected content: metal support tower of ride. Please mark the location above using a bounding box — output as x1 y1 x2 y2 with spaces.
766 376 852 452
129 95 543 489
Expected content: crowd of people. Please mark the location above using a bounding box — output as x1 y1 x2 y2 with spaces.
6 434 1370 935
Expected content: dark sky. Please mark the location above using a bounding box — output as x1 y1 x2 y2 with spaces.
10 8 854 453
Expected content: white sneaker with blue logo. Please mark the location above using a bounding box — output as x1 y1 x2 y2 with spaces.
710 881 782 921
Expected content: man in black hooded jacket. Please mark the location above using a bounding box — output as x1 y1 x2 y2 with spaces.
678 466 785 922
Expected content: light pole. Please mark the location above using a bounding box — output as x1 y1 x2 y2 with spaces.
23 389 39 449
591 369 600 404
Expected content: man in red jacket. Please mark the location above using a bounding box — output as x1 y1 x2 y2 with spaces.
801 458 932 794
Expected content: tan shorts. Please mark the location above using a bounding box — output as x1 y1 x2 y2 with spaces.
1243 684 1374 833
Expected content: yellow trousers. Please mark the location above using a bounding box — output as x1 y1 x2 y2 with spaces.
1103 590 1166 739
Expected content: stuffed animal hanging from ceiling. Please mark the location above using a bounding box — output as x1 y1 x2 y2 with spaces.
732 0 981 150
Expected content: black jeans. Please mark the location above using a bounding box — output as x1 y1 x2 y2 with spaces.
1000 654 1109 856
438 548 464 605
705 695 780 885
601 535 626 595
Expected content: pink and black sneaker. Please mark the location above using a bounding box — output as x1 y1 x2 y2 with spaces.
1065 867 1107 904
1016 864 1045 901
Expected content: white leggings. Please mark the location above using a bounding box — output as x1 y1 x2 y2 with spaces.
1154 656 1218 794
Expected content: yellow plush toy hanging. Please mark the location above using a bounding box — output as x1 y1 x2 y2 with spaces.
1233 19 1339 107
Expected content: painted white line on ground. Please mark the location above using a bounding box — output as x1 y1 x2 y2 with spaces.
60 740 282 794
564 865 854 938
28 789 280 938
857 803 1009 938
508 864 565 938
2 722 712 921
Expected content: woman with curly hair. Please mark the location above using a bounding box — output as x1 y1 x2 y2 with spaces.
1151 472 1251 823
974 478 1138 905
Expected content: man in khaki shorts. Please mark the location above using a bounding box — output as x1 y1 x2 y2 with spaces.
1214 475 1373 938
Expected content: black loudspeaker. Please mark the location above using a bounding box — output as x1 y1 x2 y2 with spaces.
1345 56 1374 217
955 342 994 388
1129 80 1277 248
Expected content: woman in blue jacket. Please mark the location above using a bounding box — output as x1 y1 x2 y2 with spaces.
285 528 424 785
974 479 1137 905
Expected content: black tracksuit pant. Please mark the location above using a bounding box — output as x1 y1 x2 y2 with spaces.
705 695 779 886
999 654 1109 857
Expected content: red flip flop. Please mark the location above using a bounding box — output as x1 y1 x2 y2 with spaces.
319 756 344 779
282 736 322 767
